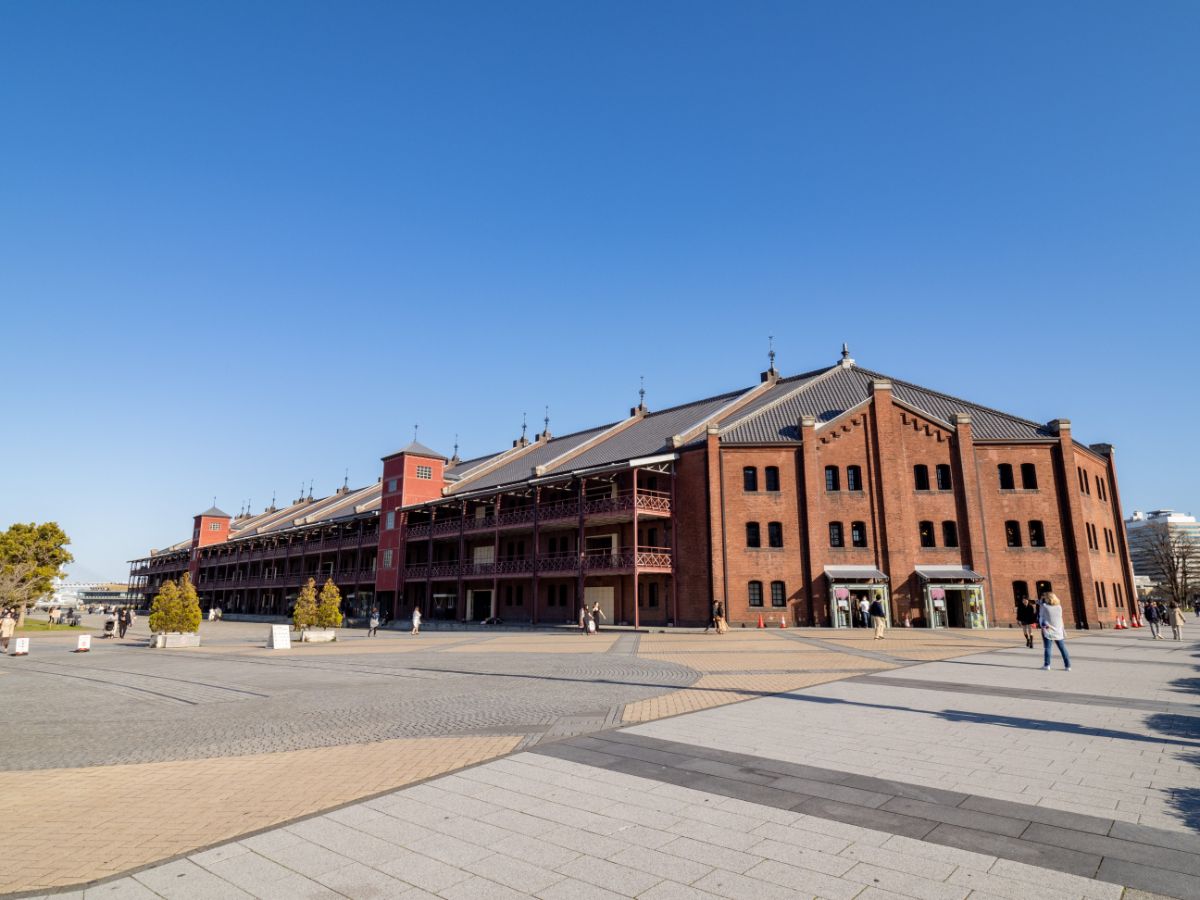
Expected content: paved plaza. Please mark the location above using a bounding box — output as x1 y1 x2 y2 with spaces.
1 618 1196 898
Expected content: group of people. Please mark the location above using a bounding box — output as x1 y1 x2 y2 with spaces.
1015 593 1071 670
705 600 727 634
103 607 136 639
1143 599 1187 641
577 601 606 635
365 605 421 635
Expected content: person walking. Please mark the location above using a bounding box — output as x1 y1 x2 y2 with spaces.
368 607 380 637
590 601 606 633
705 599 720 634
0 609 15 653
117 608 129 639
1168 602 1185 641
1145 601 1163 639
857 597 871 628
410 604 421 635
1038 592 1071 671
1017 597 1038 648
870 596 887 640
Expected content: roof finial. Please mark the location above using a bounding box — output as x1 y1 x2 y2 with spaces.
270 490 276 510
639 375 646 409
413 423 419 442
544 405 550 433
451 433 460 465
343 468 349 489
307 479 313 500
521 411 528 441
839 342 855 368
212 495 216 509
247 498 252 516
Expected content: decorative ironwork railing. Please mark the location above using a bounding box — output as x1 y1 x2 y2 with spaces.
402 547 671 579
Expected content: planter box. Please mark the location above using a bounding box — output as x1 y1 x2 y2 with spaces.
149 632 201 649
300 628 337 643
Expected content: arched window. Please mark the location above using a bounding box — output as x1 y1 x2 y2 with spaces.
828 522 844 548
1095 474 1104 499
1035 580 1053 599
743 467 758 492
851 521 867 547
825 466 840 492
936 464 953 490
1028 520 1045 547
1005 520 1022 547
748 581 763 607
1021 463 1037 489
1013 581 1029 603
918 521 935 548
998 464 1015 490
771 581 786 607
942 521 959 547
767 522 783 548
847 465 862 491
765 466 780 492
745 522 761 548
913 465 930 491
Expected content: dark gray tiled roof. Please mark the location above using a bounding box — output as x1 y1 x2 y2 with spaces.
563 389 746 472
449 424 616 494
198 506 230 518
720 365 1055 443
388 440 447 460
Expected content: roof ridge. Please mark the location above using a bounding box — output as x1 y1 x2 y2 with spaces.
718 364 839 436
856 366 1051 432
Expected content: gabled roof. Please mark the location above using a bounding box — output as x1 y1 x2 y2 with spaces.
720 364 1056 444
197 506 230 518
387 441 447 461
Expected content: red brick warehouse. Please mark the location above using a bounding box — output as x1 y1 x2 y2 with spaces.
129 346 1136 630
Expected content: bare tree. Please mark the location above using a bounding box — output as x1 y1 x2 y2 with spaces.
0 561 38 627
1144 527 1197 608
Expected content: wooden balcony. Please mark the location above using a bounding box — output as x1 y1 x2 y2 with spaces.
406 492 672 541
402 547 671 580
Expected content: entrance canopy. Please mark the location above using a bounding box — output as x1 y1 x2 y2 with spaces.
823 565 888 582
915 565 984 582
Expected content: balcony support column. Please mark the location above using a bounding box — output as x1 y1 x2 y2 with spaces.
491 496 501 620
577 478 586 621
457 501 466 622
532 488 540 625
632 468 640 630
670 463 678 624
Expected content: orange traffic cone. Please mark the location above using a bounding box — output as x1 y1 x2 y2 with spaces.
757 614 765 628
1116 617 1125 630
780 616 787 629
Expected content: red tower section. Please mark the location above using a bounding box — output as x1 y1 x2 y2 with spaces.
375 442 448 614
189 505 231 583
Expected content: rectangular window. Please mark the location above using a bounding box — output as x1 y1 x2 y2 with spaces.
767 522 783 548
1028 520 1045 547
383 549 393 569
828 522 844 548
765 466 780 492
936 464 952 491
1013 581 1029 603
746 522 761 548
415 465 433 480
748 581 763 607
919 521 936 548
743 467 758 492
851 521 867 548
1005 521 1021 548
387 478 398 493
770 581 786 607
942 521 959 548
385 511 396 530
209 522 221 531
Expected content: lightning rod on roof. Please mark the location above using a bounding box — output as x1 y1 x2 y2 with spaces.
639 375 645 408
544 405 550 433
413 423 419 442
768 335 776 372
521 412 528 441
453 434 459 457
344 468 349 490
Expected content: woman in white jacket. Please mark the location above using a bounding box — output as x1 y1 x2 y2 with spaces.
1037 592 1071 671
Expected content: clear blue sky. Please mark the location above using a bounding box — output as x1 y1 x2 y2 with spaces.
1 2 1196 580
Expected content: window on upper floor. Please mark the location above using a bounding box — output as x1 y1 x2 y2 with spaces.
209 522 221 531
743 467 758 492
746 522 761 548
851 521 867 547
913 465 930 491
382 549 394 569
749 581 763 607
998 464 1015 490
771 581 787 607
1005 520 1022 547
1021 463 1038 489
385 511 396 530
825 466 840 492
387 478 398 493
767 522 783 548
415 465 433 480
846 465 862 491
936 464 953 491
1013 580 1030 603
765 466 780 492
829 521 844 548
942 521 959 548
1036 580 1053 598
1028 520 1045 547
919 520 935 548
1095 475 1105 500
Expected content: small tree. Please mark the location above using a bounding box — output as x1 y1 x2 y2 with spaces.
177 573 202 633
0 522 73 627
148 579 181 634
293 578 318 630
317 578 343 629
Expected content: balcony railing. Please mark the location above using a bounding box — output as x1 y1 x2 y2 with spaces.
197 568 378 590
402 546 671 580
405 491 672 541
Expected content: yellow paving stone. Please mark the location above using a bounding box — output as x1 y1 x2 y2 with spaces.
0 734 521 895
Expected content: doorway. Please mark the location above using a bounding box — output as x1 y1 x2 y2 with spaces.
925 585 986 628
584 586 615 624
468 589 492 621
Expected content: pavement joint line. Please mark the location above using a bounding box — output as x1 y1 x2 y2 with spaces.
530 730 1200 896
847 674 1200 717
772 630 924 665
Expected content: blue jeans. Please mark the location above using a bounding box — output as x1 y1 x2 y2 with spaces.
1043 635 1070 668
